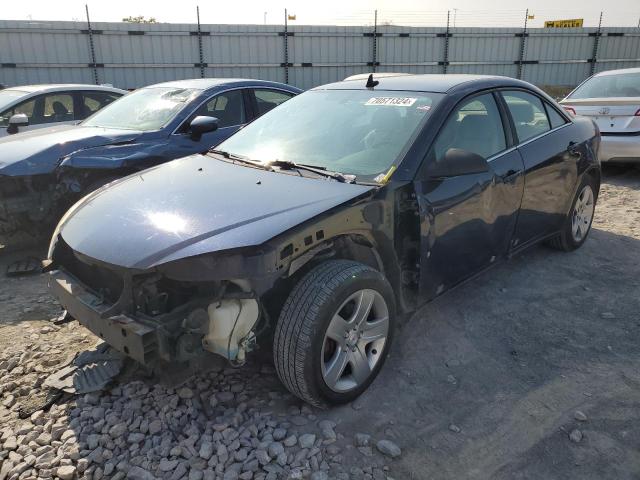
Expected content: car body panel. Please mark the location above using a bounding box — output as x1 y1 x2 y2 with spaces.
58 155 374 269
48 74 600 372
0 125 141 176
0 84 126 137
0 79 301 243
560 68 640 162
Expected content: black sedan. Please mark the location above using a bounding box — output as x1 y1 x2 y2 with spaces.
0 78 300 245
47 74 600 406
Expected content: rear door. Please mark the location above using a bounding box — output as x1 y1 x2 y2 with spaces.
415 92 525 298
170 88 250 156
500 90 577 247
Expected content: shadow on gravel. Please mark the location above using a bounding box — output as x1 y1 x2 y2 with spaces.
329 227 640 480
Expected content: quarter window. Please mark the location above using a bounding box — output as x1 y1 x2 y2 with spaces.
432 93 506 162
502 91 551 142
544 102 567 129
195 90 245 128
253 89 295 116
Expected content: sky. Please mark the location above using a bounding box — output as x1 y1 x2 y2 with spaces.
2 0 640 28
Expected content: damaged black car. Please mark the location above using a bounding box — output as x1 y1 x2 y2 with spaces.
47 74 600 406
0 79 300 246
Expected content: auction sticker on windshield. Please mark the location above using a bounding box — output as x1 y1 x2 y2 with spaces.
365 97 417 106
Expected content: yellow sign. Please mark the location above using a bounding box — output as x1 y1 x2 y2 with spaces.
544 18 584 28
288 14 297 20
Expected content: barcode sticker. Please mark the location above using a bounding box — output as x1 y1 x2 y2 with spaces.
365 97 417 107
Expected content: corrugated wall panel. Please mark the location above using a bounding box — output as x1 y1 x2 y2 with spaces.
1 20 639 90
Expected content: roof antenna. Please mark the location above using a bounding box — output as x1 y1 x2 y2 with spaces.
366 74 379 89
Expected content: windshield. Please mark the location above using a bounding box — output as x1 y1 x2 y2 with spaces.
569 72 640 99
0 89 28 111
83 87 200 131
216 89 442 180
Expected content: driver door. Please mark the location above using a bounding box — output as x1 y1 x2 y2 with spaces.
171 89 249 156
413 92 525 300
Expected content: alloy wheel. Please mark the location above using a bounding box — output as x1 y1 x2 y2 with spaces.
321 289 389 392
571 184 595 243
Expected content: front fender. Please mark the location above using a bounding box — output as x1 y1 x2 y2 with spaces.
58 141 172 171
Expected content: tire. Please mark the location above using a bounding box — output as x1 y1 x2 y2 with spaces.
273 260 395 407
546 173 598 252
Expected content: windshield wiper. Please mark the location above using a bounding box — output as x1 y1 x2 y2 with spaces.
269 160 355 183
208 149 274 171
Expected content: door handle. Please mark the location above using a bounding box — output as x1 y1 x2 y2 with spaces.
500 169 520 183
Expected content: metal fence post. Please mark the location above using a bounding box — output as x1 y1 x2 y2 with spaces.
372 10 378 73
443 10 451 74
283 9 289 84
590 12 603 76
85 4 99 85
516 9 529 79
196 6 205 79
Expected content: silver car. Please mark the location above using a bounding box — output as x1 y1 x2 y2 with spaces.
560 68 640 163
0 84 126 137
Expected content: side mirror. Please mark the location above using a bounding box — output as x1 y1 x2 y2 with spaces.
190 116 219 141
7 113 29 135
427 148 489 177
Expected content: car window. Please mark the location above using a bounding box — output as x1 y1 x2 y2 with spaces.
0 98 38 127
194 90 246 128
81 92 121 119
568 72 640 99
502 91 551 143
216 90 443 179
41 94 75 124
84 87 201 131
253 89 295 117
544 102 567 129
432 93 506 162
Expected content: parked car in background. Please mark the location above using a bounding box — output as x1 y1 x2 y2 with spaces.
0 78 301 245
560 67 640 163
48 74 600 407
0 84 126 137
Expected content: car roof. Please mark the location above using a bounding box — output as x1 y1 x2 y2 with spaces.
316 74 530 93
145 78 299 91
4 84 126 94
593 67 640 77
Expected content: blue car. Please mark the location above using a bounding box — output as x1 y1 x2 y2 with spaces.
0 78 301 243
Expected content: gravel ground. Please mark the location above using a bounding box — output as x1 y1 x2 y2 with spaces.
0 166 639 480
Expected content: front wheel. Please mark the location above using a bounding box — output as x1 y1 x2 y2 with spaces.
547 174 598 251
273 260 395 407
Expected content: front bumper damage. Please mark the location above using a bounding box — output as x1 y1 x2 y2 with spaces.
47 242 266 369
49 269 159 365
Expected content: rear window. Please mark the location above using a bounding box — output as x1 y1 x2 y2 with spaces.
569 72 640 99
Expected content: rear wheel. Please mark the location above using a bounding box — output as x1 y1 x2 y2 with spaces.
273 260 395 407
547 174 597 251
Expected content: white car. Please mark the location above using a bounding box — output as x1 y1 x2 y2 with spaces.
560 68 640 163
0 84 126 137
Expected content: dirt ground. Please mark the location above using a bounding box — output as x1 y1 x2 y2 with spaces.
0 165 639 480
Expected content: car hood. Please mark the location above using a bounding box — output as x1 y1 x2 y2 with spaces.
0 125 142 176
59 155 375 269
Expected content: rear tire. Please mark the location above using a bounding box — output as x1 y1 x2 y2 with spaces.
546 174 598 252
273 260 395 407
